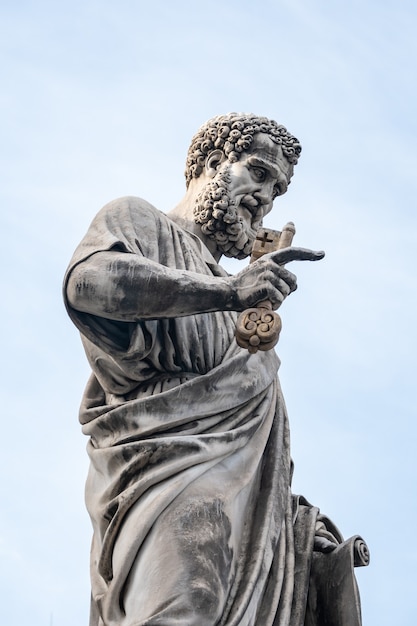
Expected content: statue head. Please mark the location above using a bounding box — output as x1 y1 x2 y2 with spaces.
184 113 301 260
185 113 301 188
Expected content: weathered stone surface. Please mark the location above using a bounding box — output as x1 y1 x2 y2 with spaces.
64 113 368 625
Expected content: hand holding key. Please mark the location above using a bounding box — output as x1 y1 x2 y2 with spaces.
234 223 324 353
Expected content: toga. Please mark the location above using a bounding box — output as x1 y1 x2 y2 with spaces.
64 196 366 626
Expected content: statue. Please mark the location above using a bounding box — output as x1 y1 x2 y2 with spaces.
64 113 369 626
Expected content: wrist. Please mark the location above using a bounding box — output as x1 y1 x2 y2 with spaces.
221 277 240 312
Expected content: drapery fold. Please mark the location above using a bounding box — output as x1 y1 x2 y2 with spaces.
64 197 365 626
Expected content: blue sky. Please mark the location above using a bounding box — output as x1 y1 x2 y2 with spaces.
1 1 416 624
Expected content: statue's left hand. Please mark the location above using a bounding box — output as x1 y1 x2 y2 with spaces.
313 521 339 553
314 535 337 553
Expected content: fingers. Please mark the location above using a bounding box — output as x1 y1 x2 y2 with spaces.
313 536 337 553
232 258 300 310
253 267 297 309
276 266 297 293
231 246 323 311
254 260 297 292
269 246 325 265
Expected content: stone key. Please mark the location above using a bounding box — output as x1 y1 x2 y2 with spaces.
235 222 296 353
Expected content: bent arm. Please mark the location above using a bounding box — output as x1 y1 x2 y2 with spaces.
66 247 321 322
66 251 236 321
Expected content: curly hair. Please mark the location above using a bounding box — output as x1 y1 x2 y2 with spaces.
185 113 302 187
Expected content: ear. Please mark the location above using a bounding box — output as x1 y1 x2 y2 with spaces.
205 150 226 178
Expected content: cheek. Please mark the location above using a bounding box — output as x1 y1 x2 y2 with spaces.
228 164 252 191
231 177 253 197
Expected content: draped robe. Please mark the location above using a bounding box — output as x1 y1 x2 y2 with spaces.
64 197 365 626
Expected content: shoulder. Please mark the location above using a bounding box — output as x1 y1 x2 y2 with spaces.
66 196 169 273
96 195 165 227
87 195 174 252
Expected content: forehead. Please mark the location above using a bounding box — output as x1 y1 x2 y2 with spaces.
245 133 293 179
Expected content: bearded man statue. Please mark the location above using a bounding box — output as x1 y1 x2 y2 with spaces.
64 113 368 626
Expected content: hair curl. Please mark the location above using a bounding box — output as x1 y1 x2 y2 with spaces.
185 113 302 187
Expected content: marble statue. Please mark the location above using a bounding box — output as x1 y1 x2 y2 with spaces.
64 113 369 626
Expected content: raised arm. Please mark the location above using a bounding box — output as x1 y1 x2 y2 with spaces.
66 247 323 321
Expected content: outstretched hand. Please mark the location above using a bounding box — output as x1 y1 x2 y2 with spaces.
229 247 325 311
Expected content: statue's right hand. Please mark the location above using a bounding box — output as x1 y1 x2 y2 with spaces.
229 256 297 310
228 247 324 311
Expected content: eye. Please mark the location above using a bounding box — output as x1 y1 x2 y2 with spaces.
251 167 266 182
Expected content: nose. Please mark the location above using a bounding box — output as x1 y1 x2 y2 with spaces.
255 176 276 201
253 188 273 207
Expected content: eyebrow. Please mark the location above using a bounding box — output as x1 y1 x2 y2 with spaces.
247 156 282 179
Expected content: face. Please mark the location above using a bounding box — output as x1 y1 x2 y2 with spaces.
193 133 293 260
225 133 293 235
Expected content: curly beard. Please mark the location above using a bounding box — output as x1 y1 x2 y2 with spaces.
193 167 262 260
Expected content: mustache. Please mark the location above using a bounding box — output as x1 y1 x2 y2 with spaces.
239 194 269 220
240 194 259 214
239 195 265 231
